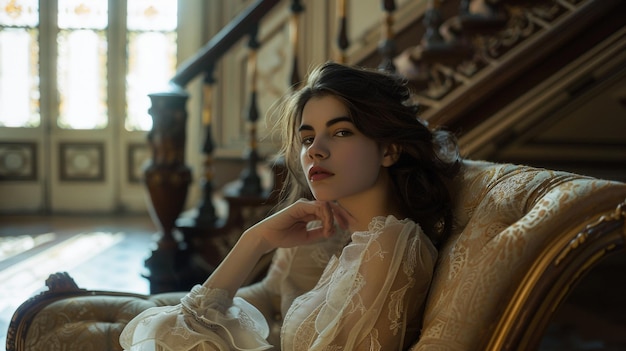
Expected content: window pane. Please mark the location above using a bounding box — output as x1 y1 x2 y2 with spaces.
57 29 108 129
125 0 177 132
126 31 177 131
0 0 38 27
58 0 107 29
127 0 177 31
0 0 40 128
56 0 108 129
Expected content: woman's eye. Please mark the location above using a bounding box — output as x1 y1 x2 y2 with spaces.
335 130 352 137
301 136 314 145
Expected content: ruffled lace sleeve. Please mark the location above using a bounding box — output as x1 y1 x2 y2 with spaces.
119 285 273 351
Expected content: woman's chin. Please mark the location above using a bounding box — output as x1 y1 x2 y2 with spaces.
311 193 336 202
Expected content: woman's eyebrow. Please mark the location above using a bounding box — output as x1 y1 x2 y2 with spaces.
298 116 351 132
326 116 351 126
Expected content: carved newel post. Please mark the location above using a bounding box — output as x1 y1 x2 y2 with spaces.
143 86 192 293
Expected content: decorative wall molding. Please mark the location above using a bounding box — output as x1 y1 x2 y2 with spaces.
0 142 37 181
127 143 150 183
59 142 104 182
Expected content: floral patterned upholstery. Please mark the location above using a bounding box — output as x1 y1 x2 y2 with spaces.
6 273 186 351
413 160 626 350
26 294 185 350
6 160 626 351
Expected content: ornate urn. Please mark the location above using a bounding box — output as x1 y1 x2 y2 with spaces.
143 86 192 293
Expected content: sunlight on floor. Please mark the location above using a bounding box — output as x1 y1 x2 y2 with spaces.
0 232 124 318
0 232 57 261
0 230 153 346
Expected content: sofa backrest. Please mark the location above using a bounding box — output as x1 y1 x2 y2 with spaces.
412 159 626 350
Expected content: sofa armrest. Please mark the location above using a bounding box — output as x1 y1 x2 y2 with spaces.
491 199 626 350
6 272 185 351
414 161 626 351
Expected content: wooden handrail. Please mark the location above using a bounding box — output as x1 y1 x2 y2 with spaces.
171 0 281 87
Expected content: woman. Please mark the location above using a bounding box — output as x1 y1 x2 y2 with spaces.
120 62 460 350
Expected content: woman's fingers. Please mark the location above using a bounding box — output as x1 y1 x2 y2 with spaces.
319 201 335 236
300 200 355 235
289 199 342 238
305 226 332 241
329 201 354 230
254 199 347 250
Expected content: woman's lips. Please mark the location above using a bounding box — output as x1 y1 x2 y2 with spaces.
308 166 334 181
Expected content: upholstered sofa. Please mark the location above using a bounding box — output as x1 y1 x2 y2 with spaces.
6 159 626 351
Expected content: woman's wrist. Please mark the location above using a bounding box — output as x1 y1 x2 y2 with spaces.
202 228 269 295
240 226 274 256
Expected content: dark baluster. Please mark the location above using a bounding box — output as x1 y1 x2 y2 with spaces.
238 24 263 196
176 64 220 242
378 0 397 72
421 0 473 65
184 65 218 230
458 0 508 35
174 65 226 290
337 0 350 63
422 0 445 53
198 68 219 226
290 0 304 87
394 47 430 91
143 85 192 293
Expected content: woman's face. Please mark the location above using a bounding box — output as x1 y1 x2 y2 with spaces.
298 95 389 202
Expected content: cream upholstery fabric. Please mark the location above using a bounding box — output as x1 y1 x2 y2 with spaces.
9 160 626 351
22 292 185 351
412 160 626 350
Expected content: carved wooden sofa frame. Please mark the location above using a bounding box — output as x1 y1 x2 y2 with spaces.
6 160 626 350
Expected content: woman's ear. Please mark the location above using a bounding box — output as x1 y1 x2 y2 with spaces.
382 144 401 167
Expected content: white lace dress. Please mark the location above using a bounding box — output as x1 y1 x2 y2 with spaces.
119 215 437 351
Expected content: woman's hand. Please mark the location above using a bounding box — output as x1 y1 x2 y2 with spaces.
244 199 351 253
202 199 353 295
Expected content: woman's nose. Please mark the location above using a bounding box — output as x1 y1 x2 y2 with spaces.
307 139 329 159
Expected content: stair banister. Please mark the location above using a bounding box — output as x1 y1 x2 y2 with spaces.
143 0 281 293
171 0 281 88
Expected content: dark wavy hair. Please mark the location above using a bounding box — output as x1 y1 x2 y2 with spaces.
272 62 460 247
